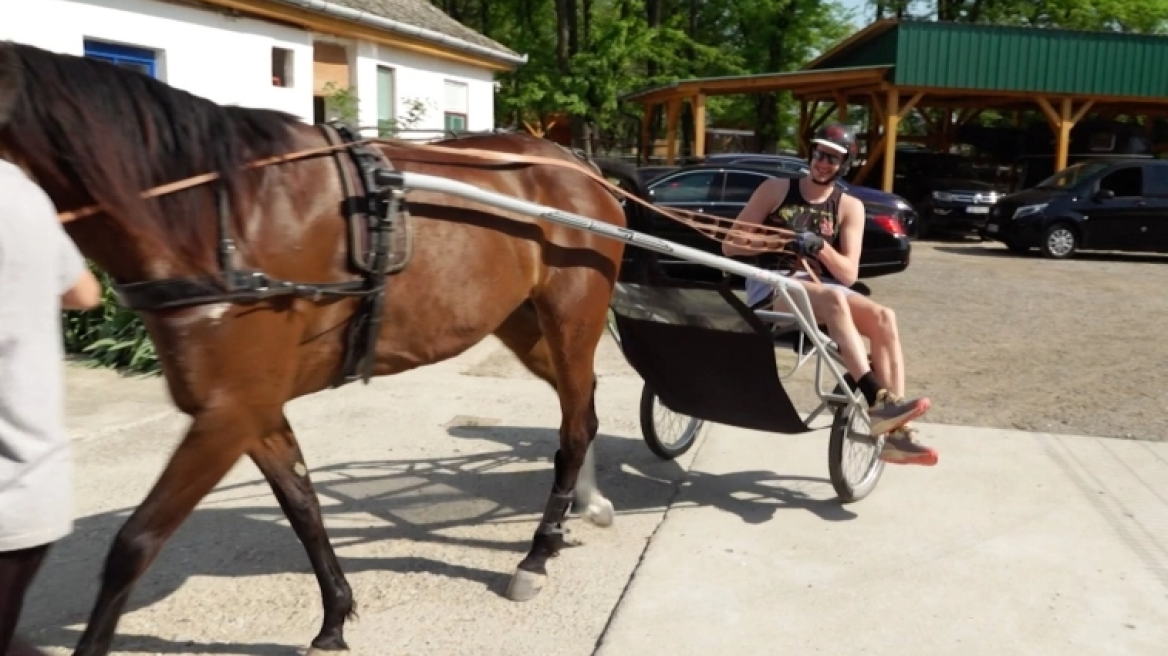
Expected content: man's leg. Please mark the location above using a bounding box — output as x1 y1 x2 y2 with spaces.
846 293 938 466
0 544 52 655
769 281 927 436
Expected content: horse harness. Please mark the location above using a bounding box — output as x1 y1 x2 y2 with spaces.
111 121 414 388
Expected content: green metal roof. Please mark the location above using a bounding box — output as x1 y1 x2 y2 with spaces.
807 20 1168 99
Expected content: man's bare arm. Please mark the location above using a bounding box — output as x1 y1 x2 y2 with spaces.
814 194 865 286
721 177 788 257
61 268 101 310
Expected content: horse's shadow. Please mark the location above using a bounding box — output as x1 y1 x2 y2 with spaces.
21 423 852 654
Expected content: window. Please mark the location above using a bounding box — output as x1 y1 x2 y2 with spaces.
376 66 395 132
721 171 771 203
1144 165 1168 197
83 39 157 78
650 171 719 203
271 47 294 87
444 80 468 134
1098 166 1142 198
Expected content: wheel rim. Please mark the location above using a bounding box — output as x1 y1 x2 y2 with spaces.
1046 228 1075 256
652 398 702 453
838 406 884 489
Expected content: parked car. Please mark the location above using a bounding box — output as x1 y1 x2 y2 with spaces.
697 152 920 236
891 150 1008 238
632 163 911 283
980 157 1168 258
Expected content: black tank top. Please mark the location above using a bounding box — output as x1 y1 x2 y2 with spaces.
762 180 844 248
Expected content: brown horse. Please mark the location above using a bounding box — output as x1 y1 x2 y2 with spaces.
0 41 647 655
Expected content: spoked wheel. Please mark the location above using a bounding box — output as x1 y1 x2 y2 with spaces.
640 384 704 460
827 390 886 503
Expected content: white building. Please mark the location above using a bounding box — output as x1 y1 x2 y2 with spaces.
0 0 527 138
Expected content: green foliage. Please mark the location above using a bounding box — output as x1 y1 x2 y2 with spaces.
320 83 432 135
61 263 159 376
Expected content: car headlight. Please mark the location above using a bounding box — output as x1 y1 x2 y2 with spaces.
1012 203 1048 220
932 191 954 202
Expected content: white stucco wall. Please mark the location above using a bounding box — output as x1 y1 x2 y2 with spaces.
0 0 502 135
353 42 498 139
0 0 316 120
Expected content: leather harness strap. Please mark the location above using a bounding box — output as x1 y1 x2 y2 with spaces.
54 135 821 282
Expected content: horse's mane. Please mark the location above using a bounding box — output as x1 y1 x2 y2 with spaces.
0 41 304 267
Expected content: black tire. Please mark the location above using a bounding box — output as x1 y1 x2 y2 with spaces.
1040 222 1078 259
639 384 704 460
827 387 886 503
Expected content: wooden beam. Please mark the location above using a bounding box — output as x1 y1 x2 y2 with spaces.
664 98 681 165
882 90 900 192
691 94 707 158
798 101 810 157
640 102 654 166
897 92 924 120
1055 98 1072 172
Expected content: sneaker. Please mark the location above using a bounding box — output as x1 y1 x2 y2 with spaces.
867 389 930 437
880 424 939 466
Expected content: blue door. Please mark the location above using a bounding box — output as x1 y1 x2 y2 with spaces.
83 40 157 78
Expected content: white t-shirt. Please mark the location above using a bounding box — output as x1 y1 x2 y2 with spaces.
0 159 85 551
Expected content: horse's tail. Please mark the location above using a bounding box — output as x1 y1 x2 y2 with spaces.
590 157 666 284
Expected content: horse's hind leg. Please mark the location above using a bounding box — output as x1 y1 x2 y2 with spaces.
493 303 615 530
496 294 613 602
73 410 253 656
247 415 355 654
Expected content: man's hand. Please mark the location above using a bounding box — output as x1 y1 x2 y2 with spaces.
784 230 825 258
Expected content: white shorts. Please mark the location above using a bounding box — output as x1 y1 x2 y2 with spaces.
745 271 857 308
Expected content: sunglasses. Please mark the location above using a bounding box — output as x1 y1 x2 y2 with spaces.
811 149 843 166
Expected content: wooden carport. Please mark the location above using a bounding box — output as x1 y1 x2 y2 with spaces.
621 19 1168 192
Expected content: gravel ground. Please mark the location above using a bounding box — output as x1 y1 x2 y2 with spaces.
471 238 1168 441
870 239 1167 440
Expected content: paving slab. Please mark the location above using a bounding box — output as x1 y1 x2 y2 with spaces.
594 421 1168 656
23 338 686 656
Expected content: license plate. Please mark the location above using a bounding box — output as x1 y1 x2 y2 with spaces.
986 224 999 233
967 206 990 214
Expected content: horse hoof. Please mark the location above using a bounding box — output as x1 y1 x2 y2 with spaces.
583 497 615 528
505 568 547 602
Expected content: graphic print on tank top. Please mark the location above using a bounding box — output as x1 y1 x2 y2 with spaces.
765 182 842 243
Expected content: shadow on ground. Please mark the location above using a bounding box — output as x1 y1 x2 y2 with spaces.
22 425 850 654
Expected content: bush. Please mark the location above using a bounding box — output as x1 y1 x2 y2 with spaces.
61 262 160 375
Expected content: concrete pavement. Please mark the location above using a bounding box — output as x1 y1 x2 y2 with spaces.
18 338 1168 655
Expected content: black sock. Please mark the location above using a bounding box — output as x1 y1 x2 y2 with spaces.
855 372 881 406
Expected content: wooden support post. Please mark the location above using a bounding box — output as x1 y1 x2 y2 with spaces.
1036 96 1094 173
640 102 654 166
691 94 707 159
881 90 901 192
835 91 848 122
798 100 810 157
665 98 681 165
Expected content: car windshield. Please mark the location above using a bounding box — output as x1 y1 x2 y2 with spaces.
1035 160 1115 189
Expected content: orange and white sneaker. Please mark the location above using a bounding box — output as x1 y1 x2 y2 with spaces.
867 389 930 437
880 423 939 466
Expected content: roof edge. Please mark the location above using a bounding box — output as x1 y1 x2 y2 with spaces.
803 18 899 70
221 0 529 67
277 0 527 65
619 65 893 102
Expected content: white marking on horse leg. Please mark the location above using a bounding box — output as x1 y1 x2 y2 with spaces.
293 461 308 477
576 441 615 528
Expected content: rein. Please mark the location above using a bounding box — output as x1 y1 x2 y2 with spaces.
55 135 822 282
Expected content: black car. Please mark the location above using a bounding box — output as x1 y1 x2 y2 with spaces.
981 158 1168 258
893 150 1007 238
687 152 920 236
633 163 912 282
